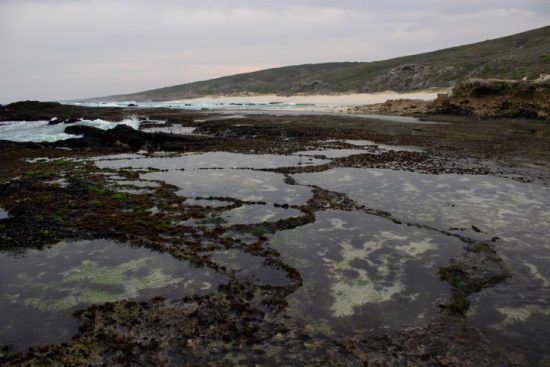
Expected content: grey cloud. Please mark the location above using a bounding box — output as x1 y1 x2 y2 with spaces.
0 0 548 103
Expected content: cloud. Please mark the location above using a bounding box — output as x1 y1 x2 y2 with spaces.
0 0 548 102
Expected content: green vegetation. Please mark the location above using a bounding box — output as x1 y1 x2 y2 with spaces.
439 267 475 316
88 185 107 195
88 25 550 101
23 160 76 180
112 192 130 201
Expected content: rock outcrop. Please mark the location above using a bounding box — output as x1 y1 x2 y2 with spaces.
62 125 217 151
352 78 550 120
429 78 550 119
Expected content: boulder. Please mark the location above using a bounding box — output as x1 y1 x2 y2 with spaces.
62 124 217 151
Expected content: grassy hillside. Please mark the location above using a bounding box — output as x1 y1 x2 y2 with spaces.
89 25 550 102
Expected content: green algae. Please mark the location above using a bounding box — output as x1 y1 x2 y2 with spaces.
23 290 116 312
14 257 188 312
111 192 131 201
0 239 227 349
87 185 106 195
22 160 78 181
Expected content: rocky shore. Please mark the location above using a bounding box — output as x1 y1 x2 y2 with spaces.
1 101 549 366
352 78 550 120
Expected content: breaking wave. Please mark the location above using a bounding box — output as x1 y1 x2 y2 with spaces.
0 116 140 143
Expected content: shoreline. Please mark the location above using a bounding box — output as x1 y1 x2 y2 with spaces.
166 90 446 109
1 104 549 365
71 90 448 115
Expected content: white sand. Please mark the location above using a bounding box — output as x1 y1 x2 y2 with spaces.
168 90 447 112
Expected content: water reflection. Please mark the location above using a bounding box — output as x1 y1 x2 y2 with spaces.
293 168 550 362
270 210 464 333
209 249 293 287
95 152 329 170
220 204 303 225
142 169 313 205
0 239 225 350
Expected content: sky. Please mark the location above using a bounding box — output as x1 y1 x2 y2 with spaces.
0 0 549 103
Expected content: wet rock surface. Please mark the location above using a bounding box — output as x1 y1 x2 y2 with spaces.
61 124 220 151
1 103 550 366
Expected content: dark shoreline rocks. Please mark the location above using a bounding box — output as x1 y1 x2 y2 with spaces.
353 78 550 120
1 104 549 365
429 78 550 119
0 152 516 366
0 100 125 122
61 124 222 151
48 117 80 125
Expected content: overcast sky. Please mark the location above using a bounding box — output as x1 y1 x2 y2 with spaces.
0 0 548 103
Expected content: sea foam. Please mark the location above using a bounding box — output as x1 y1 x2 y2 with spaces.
0 117 140 143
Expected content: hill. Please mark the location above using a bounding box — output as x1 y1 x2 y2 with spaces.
86 25 550 102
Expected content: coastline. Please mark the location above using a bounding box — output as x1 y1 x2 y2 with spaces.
165 90 447 113
1 101 550 365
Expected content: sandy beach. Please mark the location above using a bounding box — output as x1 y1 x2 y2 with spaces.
168 90 448 112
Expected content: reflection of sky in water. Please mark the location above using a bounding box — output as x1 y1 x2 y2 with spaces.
293 168 550 363
0 208 9 219
55 151 549 363
95 152 329 170
468 275 550 365
142 169 313 205
294 168 550 246
208 249 292 287
0 239 225 350
220 204 303 225
270 210 464 333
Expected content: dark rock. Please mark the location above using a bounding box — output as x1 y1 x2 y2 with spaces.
48 117 61 125
61 124 219 151
65 125 105 139
64 117 80 124
428 78 550 119
0 100 124 122
50 117 80 125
